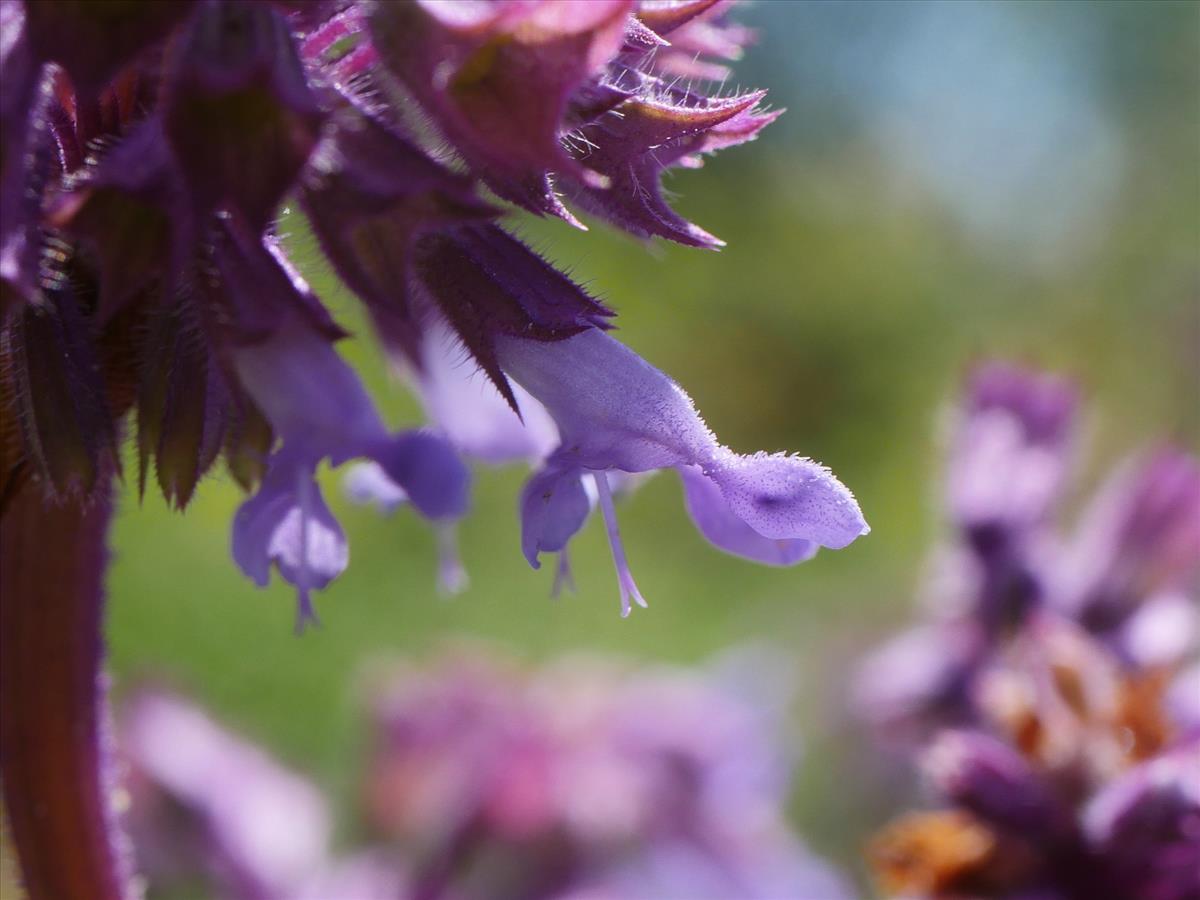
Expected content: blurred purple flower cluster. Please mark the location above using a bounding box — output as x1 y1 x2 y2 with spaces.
0 0 867 625
854 363 1200 899
119 650 851 900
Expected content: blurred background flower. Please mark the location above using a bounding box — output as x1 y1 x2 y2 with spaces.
117 648 851 900
855 361 1197 898
21 0 1191 897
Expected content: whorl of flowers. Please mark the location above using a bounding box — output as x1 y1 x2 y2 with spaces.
854 363 1200 900
0 0 868 626
119 650 852 900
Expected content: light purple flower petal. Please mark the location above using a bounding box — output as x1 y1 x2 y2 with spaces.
707 451 869 550
1119 592 1198 669
234 312 469 522
520 462 591 568
231 448 348 631
948 362 1077 534
412 319 559 464
233 319 469 615
233 322 384 464
678 465 818 566
370 430 470 521
497 328 720 473
1057 446 1200 632
344 461 408 514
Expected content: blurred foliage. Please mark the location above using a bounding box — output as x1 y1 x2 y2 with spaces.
106 0 1198 890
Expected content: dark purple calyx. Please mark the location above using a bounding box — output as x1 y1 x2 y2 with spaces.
205 214 345 346
412 224 613 411
135 303 228 508
22 0 196 99
50 119 192 322
368 0 631 222
164 0 324 230
299 107 494 358
565 89 776 247
7 282 118 498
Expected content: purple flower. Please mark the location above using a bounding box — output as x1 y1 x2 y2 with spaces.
362 649 850 899
922 730 1069 839
407 318 560 466
1083 739 1200 900
0 0 802 628
1057 447 1200 635
947 361 1077 537
853 623 982 741
344 317 558 593
232 320 469 628
121 689 331 899
498 327 869 614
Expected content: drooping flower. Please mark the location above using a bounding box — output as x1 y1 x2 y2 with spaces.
498 327 869 614
231 319 469 628
0 0 809 623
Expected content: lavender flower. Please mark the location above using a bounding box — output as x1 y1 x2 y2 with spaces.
117 651 850 900
360 649 852 900
857 363 1200 900
499 328 868 615
120 689 332 899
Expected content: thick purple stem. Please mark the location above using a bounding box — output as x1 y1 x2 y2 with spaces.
0 478 127 900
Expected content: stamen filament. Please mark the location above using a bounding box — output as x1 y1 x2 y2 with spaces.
592 471 648 617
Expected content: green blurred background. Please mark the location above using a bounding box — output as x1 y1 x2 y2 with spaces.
105 0 1198 890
